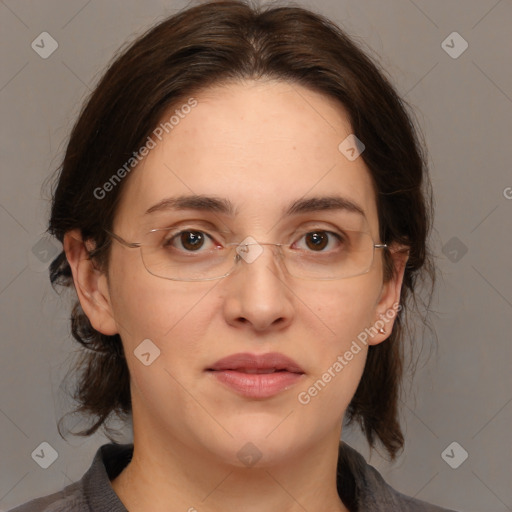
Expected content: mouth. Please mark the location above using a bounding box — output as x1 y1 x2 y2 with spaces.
226 368 289 374
206 352 305 374
206 352 305 399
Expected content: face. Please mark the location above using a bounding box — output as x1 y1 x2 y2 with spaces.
68 79 406 468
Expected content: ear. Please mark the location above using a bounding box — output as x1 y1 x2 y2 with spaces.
367 244 410 346
63 229 118 336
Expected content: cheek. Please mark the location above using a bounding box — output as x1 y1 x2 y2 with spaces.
107 252 217 350
296 278 381 406
310 276 381 344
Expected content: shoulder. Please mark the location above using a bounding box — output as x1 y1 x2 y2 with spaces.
338 442 460 512
7 482 86 512
8 443 132 512
362 461 459 511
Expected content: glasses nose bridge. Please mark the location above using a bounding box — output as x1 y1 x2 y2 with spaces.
232 240 286 273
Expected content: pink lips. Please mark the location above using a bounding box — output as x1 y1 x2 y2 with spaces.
206 352 305 399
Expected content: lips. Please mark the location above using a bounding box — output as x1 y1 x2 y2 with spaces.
207 352 304 374
206 352 305 399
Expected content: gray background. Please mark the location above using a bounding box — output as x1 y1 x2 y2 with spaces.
1 0 511 510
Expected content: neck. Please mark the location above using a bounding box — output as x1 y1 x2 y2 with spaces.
111 429 350 512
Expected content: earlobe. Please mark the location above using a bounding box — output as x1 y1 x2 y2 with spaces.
63 229 118 336
368 245 410 346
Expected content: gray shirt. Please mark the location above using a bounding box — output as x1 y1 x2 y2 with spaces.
9 442 458 511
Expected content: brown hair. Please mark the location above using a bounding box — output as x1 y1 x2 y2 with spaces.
48 0 435 460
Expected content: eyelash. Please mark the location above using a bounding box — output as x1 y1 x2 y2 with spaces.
161 227 346 253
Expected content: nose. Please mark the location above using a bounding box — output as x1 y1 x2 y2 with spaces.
221 242 295 332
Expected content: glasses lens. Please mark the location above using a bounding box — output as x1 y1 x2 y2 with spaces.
140 228 236 281
138 226 378 281
283 229 376 280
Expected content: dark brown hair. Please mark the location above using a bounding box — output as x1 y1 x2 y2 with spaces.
48 0 435 460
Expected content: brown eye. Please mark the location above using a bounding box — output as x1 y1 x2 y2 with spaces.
161 230 210 252
294 230 344 253
304 232 329 251
179 230 206 251
161 227 221 254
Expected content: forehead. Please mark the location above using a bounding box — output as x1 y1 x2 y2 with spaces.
114 79 379 233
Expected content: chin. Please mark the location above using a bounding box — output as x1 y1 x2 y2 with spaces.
197 421 306 469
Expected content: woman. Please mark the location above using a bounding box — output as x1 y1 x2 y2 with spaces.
11 1 457 510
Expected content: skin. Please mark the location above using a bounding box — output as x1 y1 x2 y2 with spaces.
64 79 408 512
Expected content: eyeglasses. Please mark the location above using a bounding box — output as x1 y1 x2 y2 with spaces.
104 224 387 281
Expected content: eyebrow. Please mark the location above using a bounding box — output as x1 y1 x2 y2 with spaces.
144 194 366 218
